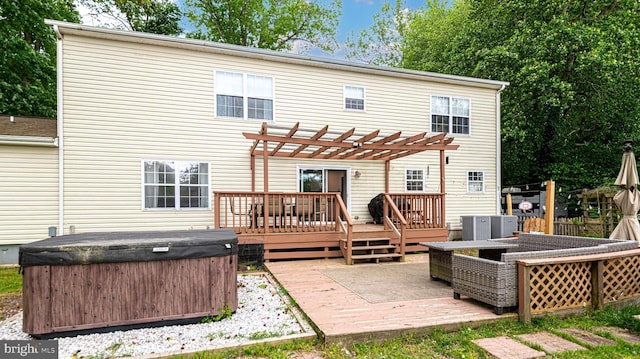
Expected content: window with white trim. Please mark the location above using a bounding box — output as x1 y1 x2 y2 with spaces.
215 71 273 120
344 85 365 111
467 171 484 193
143 160 210 209
431 95 470 134
405 169 424 192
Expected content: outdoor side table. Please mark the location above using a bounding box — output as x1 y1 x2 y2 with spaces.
419 240 518 283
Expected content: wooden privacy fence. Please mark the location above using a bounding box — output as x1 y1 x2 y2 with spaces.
514 216 606 237
517 248 640 323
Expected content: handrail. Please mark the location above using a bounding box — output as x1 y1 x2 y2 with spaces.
384 194 407 260
335 194 354 264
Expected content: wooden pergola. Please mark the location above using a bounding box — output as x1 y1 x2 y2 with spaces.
243 122 460 194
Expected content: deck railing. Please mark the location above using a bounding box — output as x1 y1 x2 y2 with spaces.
386 193 444 229
383 194 407 259
214 192 343 234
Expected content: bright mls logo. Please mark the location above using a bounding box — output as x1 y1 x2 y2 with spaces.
1 340 58 359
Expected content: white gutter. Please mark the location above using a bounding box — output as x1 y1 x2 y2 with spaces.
496 84 507 215
54 24 64 235
44 20 509 91
0 135 58 147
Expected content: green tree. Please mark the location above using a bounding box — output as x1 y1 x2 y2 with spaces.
344 0 412 66
0 0 79 117
402 0 471 72
185 0 342 52
79 0 182 35
403 0 640 190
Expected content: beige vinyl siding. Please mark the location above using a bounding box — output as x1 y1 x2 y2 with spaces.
60 33 500 233
0 146 58 244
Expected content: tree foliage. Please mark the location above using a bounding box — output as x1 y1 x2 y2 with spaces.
344 0 412 66
388 0 640 191
0 0 79 117
185 0 342 52
78 0 182 35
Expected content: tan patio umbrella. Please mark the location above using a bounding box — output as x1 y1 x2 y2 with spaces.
609 140 640 243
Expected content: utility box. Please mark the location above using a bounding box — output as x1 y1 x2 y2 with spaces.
491 215 518 238
461 216 491 241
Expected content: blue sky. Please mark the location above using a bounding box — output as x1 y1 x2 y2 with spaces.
338 0 427 42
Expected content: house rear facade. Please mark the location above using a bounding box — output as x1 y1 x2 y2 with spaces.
0 21 508 264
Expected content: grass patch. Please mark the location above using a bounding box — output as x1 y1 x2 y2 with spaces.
178 305 640 358
0 267 21 294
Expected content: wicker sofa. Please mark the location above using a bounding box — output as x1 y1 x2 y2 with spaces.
451 233 638 314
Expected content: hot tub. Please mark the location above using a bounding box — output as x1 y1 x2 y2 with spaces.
20 229 238 336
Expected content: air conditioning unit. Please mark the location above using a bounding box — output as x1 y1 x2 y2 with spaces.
491 215 518 238
461 216 491 241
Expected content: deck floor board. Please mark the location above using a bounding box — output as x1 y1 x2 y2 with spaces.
265 254 516 345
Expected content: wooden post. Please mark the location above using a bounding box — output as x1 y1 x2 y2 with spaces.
506 193 513 215
214 193 220 228
518 261 532 323
262 124 269 234
385 160 390 193
440 150 446 228
250 155 256 192
545 180 555 234
592 260 604 310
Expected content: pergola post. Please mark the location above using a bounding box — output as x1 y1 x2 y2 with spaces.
262 123 269 233
385 160 390 193
250 154 256 192
440 150 446 228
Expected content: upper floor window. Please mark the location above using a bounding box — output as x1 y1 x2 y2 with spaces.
431 95 470 134
215 71 273 120
405 169 424 192
467 171 484 193
143 160 210 209
344 85 365 111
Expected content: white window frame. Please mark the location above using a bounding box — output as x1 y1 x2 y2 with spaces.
142 160 211 210
215 70 275 121
467 170 485 193
405 169 425 192
344 85 365 111
430 95 471 135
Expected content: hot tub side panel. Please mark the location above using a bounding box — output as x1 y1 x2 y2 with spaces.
23 256 237 335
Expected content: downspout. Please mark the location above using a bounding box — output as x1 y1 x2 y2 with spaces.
54 25 65 234
496 84 506 215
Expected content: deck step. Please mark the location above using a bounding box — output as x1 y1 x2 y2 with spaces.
351 253 403 260
350 244 396 250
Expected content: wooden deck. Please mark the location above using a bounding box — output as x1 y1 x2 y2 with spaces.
265 254 517 346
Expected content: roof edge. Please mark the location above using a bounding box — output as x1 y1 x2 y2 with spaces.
45 20 509 90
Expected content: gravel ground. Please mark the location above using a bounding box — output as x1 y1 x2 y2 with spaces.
0 273 312 358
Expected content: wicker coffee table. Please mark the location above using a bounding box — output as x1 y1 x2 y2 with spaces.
419 240 518 283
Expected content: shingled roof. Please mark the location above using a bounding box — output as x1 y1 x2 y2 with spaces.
0 116 57 137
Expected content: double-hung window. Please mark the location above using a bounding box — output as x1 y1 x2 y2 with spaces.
215 71 274 120
431 95 470 134
344 85 365 111
405 169 425 192
143 160 210 209
467 171 484 193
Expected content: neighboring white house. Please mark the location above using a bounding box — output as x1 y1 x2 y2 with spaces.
0 21 508 263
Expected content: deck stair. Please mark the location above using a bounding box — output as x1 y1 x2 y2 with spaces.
341 228 403 264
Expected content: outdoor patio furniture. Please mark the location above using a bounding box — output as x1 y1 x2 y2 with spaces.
419 240 519 283
450 233 637 315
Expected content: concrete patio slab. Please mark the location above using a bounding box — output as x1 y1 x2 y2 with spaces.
472 336 545 359
556 328 616 347
517 332 585 353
